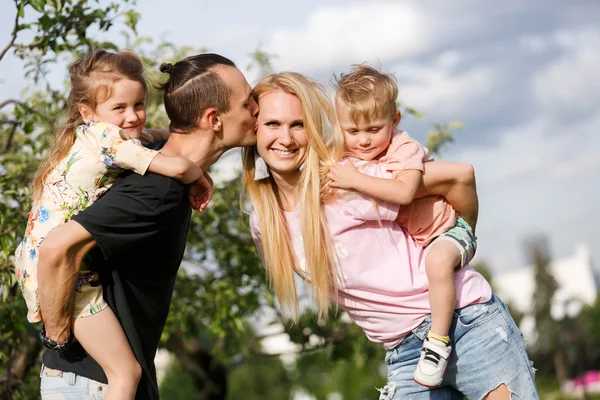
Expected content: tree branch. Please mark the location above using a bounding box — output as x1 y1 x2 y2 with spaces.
0 1 20 62
0 99 54 127
164 333 226 398
2 121 18 153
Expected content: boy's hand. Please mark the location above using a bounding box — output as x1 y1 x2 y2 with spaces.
328 162 362 190
188 171 213 212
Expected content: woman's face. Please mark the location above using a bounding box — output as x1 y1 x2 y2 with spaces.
256 90 309 179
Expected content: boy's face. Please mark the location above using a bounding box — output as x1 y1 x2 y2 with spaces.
336 100 400 161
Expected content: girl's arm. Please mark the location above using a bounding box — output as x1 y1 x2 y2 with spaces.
90 122 203 184
417 161 479 230
147 154 204 184
328 161 422 205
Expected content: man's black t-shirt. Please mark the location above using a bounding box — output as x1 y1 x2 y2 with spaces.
41 147 191 399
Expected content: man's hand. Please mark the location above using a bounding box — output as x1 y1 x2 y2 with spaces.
188 171 213 212
327 162 363 190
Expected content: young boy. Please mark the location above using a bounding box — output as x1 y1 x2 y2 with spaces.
327 64 478 387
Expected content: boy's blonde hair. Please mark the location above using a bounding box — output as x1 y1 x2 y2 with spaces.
334 64 398 124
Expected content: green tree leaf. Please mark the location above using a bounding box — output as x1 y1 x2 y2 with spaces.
29 0 47 12
124 9 140 34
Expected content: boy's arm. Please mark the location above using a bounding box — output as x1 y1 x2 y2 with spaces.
415 161 479 230
328 161 422 205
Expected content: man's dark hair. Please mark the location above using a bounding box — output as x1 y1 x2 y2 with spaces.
159 53 236 132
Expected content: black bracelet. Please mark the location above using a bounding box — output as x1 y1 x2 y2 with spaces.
39 325 75 352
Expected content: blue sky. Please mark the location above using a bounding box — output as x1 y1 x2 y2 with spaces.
2 0 599 274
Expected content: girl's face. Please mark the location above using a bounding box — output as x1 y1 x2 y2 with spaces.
81 79 147 139
256 90 309 179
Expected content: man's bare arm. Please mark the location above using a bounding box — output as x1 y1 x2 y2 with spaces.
38 221 96 342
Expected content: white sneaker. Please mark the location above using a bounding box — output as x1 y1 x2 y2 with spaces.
413 337 452 388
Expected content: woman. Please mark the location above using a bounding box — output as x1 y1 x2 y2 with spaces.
242 72 538 399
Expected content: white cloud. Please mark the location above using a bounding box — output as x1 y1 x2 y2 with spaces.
530 27 600 117
265 2 431 71
520 26 600 53
395 62 495 118
451 112 600 272
455 113 600 186
534 48 600 116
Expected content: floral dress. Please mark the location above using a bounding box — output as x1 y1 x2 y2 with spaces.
14 121 158 323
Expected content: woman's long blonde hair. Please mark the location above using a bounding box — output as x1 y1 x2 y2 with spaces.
31 50 146 204
242 72 343 320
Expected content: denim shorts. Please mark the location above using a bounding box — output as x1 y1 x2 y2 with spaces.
379 294 539 399
40 365 106 399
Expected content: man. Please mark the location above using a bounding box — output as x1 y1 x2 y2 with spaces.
36 53 258 399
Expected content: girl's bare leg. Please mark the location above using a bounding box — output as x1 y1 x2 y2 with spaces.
73 308 141 400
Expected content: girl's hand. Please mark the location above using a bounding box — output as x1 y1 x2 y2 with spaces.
327 162 361 190
188 171 213 212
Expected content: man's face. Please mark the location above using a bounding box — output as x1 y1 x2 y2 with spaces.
215 66 258 148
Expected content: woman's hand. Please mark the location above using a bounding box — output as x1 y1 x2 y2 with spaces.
188 171 213 212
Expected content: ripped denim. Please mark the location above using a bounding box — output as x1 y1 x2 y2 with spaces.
378 294 538 399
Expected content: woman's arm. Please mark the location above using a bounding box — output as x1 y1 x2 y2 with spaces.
416 161 479 230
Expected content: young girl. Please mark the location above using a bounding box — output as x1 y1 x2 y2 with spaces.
14 50 210 399
327 64 478 387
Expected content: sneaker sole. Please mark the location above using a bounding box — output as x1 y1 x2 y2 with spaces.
413 358 450 388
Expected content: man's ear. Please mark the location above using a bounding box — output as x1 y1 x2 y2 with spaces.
78 104 94 123
204 107 222 131
393 109 402 129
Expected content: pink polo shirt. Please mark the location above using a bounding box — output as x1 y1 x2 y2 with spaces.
250 163 492 349
344 130 457 246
